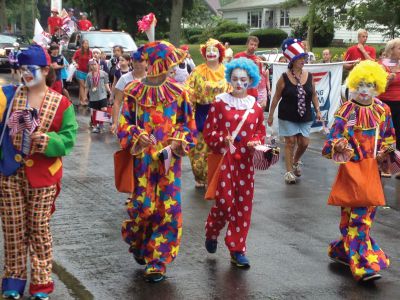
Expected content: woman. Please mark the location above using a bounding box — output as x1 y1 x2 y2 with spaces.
378 38 400 178
322 60 395 282
268 38 321 184
118 41 196 283
187 38 229 188
0 45 78 300
72 39 92 105
203 58 264 268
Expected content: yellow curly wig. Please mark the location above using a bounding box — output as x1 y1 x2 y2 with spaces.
347 60 387 94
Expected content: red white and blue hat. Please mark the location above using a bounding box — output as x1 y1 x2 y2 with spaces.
281 38 307 62
17 45 51 67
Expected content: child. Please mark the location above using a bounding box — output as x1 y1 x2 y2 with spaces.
92 48 109 73
203 58 265 268
8 43 21 84
112 53 132 92
86 59 111 133
257 56 271 110
49 44 64 94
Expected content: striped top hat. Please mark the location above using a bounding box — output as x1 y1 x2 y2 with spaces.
281 38 307 62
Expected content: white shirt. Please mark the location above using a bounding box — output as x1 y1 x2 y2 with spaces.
115 72 134 92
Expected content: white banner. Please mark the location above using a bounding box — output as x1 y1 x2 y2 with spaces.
33 19 51 47
270 62 346 134
51 0 62 14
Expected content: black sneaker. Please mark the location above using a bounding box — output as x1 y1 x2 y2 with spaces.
205 239 218 253
144 272 165 283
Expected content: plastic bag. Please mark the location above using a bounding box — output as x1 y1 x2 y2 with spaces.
66 64 76 82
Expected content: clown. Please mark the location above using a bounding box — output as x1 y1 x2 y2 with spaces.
0 45 78 299
203 57 265 268
322 60 396 282
118 41 196 283
187 38 230 188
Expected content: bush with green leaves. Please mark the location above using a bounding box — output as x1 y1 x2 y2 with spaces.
219 32 249 45
183 27 203 40
291 16 334 47
251 28 288 47
199 18 249 42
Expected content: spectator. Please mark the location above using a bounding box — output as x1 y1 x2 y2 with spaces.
49 44 65 94
173 45 195 83
92 48 109 73
234 36 262 98
278 56 288 63
257 56 271 110
68 8 78 23
72 39 92 105
47 8 62 36
108 45 123 83
302 41 316 63
378 48 386 62
112 53 132 93
322 49 332 63
8 42 21 84
344 29 376 70
78 12 93 31
223 41 233 63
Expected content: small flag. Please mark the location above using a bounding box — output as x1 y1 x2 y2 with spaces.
149 134 157 145
160 145 172 171
390 150 400 174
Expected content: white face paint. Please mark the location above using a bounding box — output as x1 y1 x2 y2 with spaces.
206 46 220 61
230 68 250 96
354 81 377 102
20 65 43 87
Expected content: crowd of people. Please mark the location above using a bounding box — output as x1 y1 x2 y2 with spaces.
0 16 399 298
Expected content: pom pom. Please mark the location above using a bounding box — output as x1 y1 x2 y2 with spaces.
234 153 241 160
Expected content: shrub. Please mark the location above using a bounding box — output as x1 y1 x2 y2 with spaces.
251 28 288 47
183 27 203 40
291 16 334 47
199 18 249 42
187 34 204 44
219 32 249 45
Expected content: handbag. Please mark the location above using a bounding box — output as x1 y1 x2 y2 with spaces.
114 148 134 193
328 126 385 207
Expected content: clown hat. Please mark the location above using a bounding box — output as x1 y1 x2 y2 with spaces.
281 38 307 62
18 45 51 67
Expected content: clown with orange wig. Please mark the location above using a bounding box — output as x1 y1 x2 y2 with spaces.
187 38 230 188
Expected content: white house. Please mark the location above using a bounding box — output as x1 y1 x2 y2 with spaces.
218 0 387 44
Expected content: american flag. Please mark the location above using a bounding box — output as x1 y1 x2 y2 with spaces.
160 145 172 171
95 111 112 123
311 71 328 84
149 134 157 145
390 150 400 174
347 111 357 127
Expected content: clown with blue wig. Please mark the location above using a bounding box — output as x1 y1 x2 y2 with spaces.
203 57 266 268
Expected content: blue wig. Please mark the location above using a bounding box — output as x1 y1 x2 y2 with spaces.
225 57 261 88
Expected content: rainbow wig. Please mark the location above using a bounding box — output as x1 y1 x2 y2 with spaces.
347 60 387 94
225 57 261 88
200 38 225 64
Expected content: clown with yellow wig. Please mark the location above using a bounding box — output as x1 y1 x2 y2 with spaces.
322 60 396 282
187 38 230 188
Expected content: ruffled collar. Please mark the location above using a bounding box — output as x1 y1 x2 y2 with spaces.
216 92 255 110
335 98 386 129
124 78 184 107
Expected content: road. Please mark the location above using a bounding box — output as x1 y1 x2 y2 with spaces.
0 72 399 300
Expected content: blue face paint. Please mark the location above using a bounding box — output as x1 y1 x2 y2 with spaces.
20 65 42 87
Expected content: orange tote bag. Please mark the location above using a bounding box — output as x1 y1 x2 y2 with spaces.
114 148 135 193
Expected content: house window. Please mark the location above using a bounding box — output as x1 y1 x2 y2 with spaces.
247 11 262 28
280 9 289 27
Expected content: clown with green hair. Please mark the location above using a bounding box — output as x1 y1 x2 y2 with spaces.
322 60 396 282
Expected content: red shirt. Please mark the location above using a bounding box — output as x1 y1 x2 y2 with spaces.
78 20 93 31
72 49 92 73
378 68 400 102
233 52 261 98
344 45 376 61
47 16 62 35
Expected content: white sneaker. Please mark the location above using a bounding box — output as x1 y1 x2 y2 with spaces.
293 161 303 177
284 171 296 184
92 126 100 133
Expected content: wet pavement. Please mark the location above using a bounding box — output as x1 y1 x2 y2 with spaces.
0 72 399 299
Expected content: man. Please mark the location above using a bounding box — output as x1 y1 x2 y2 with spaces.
234 36 261 98
344 29 376 70
224 42 233 63
47 8 62 36
322 49 332 63
78 12 93 31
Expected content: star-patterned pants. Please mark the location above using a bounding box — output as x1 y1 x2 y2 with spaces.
121 157 182 274
205 154 254 254
328 207 390 280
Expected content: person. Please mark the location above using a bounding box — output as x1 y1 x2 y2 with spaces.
59 55 71 100
112 53 132 93
173 45 195 83
344 29 376 70
378 38 400 178
49 44 64 94
0 44 78 300
322 49 332 63
86 59 111 133
92 48 109 73
203 57 265 269
234 36 261 98
224 42 233 63
108 45 123 84
111 50 147 133
278 56 288 63
67 8 78 24
47 8 62 36
187 38 230 188
118 41 196 283
268 38 322 184
257 56 271 110
72 39 92 105
8 42 21 84
301 41 316 63
77 12 93 31
322 60 395 283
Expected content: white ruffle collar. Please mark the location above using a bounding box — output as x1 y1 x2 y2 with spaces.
216 92 255 110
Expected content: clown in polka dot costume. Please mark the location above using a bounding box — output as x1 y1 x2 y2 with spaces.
203 58 265 268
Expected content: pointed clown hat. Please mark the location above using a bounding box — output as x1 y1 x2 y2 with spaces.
140 40 186 77
200 38 225 64
281 38 307 62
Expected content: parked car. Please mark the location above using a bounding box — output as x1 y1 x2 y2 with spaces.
255 49 285 63
0 34 29 71
62 30 137 63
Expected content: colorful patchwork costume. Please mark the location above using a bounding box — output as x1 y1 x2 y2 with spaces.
0 46 78 298
187 39 229 186
322 61 395 282
203 58 265 267
118 41 196 281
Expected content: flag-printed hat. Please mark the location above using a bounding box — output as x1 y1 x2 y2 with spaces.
281 38 307 62
18 45 51 67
